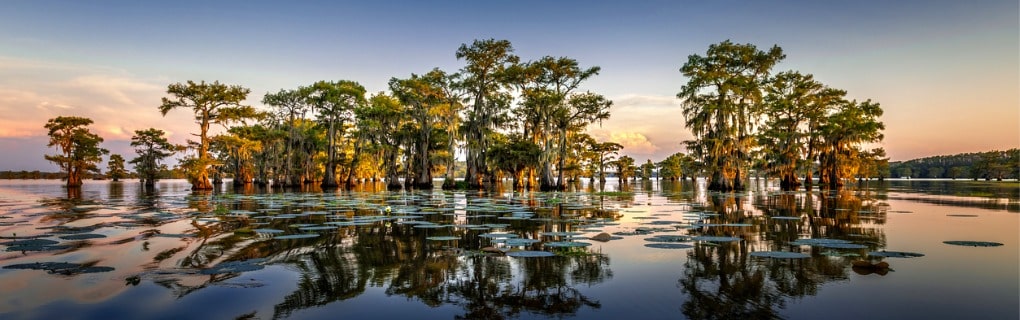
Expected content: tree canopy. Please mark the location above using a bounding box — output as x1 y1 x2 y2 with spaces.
159 80 253 190
44 116 108 187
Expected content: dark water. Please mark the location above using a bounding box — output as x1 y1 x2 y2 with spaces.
0 179 1016 320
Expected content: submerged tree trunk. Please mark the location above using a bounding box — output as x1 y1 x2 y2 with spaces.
779 173 800 191
67 166 83 187
321 121 339 189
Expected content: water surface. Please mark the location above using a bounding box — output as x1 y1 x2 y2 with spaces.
0 179 1016 319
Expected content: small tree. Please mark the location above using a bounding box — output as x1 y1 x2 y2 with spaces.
640 159 655 180
591 141 622 182
107 154 128 181
130 128 177 187
614 155 636 184
44 116 108 187
159 80 252 190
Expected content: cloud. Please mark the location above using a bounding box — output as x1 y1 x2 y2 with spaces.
606 131 660 155
65 74 163 106
0 56 194 143
612 94 681 108
581 93 691 161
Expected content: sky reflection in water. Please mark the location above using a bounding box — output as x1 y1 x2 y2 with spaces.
0 179 1016 320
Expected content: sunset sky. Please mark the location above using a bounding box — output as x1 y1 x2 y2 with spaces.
1 0 1017 172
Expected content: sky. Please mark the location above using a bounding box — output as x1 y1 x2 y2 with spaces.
0 0 1017 172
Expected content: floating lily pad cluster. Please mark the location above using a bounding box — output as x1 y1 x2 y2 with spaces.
2 238 70 252
942 241 1003 247
789 238 868 249
750 251 810 259
3 261 114 275
200 258 267 274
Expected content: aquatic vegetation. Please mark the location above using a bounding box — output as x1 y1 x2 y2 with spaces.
544 241 592 248
4 261 115 275
942 241 1004 247
644 235 692 243
644 243 694 249
750 251 811 259
200 258 267 275
273 234 320 240
788 238 863 249
506 250 555 257
868 251 925 258
691 236 742 242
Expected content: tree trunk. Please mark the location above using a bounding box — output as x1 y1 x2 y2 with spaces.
321 120 338 189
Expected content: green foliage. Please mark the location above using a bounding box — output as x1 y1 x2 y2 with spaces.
590 141 623 181
389 73 445 189
640 159 655 180
0 171 65 179
678 41 886 190
457 38 520 188
507 55 606 190
677 40 785 191
657 152 697 181
159 80 252 190
817 99 885 188
43 116 109 187
302 80 367 188
262 88 311 187
759 71 847 189
488 134 542 189
130 128 177 187
106 154 127 181
890 149 1019 180
613 155 636 183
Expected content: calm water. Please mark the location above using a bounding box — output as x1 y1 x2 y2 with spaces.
0 179 1016 320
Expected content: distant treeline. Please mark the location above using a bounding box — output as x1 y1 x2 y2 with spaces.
889 149 1019 180
0 171 66 179
0 170 185 180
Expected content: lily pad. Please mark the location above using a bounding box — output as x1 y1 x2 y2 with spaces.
504 239 541 246
750 251 810 259
6 244 71 252
253 229 285 234
298 226 337 231
770 216 801 220
426 236 461 241
816 243 868 249
4 262 114 274
644 243 694 249
2 239 59 246
479 233 519 239
273 234 319 240
540 232 585 237
544 241 591 248
790 238 851 246
821 250 860 257
200 258 267 274
644 235 692 243
58 234 107 240
506 251 555 258
942 241 1004 247
692 236 742 242
868 251 924 258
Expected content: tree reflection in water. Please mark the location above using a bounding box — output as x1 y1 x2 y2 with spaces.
261 226 610 319
678 187 886 319
13 178 939 319
146 187 615 319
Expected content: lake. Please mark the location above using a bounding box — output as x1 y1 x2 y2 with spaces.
0 179 1016 320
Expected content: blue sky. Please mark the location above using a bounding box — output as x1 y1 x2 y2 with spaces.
1 0 1017 171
